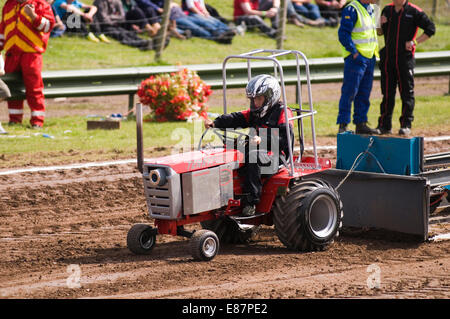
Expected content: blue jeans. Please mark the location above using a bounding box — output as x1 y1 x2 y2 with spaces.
293 3 322 20
175 17 212 39
188 13 229 36
337 54 376 125
50 24 66 38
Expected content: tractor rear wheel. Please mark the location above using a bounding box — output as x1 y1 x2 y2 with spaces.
201 217 258 244
273 179 343 251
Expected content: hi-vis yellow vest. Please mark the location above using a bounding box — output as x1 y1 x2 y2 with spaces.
342 1 379 59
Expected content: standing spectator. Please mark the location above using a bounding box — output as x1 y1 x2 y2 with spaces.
93 0 154 50
316 0 347 21
233 0 279 38
182 0 236 43
0 0 55 129
376 0 435 136
53 0 109 42
336 0 379 135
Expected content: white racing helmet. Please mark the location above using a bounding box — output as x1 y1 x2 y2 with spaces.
246 74 281 119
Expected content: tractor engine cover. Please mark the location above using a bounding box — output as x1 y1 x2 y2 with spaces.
182 163 234 215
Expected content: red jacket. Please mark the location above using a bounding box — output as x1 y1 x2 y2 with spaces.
0 0 55 54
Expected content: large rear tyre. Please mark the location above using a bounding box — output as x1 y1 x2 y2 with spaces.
201 217 258 244
127 223 156 255
190 230 219 261
273 179 343 251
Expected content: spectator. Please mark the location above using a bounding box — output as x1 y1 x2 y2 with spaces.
292 0 337 26
336 0 379 135
170 2 222 41
46 0 66 37
182 0 236 44
376 0 436 136
204 3 231 25
286 0 325 27
133 0 162 36
53 0 110 42
316 0 347 21
1 0 55 129
168 3 192 40
93 0 154 50
121 0 160 37
233 0 279 38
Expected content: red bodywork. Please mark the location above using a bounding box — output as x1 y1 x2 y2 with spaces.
146 148 333 236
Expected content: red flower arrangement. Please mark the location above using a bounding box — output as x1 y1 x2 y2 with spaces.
137 68 212 122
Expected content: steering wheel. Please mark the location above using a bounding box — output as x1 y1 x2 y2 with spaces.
198 128 251 151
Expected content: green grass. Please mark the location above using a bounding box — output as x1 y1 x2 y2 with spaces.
1 95 448 168
1 0 447 69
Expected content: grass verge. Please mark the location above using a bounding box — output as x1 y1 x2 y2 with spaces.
1 94 448 169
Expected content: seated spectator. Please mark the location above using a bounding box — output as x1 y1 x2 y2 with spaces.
46 0 67 37
204 3 231 25
286 0 326 27
170 2 228 42
93 0 154 50
122 0 160 37
133 0 162 36
182 0 236 44
315 0 347 21
292 0 337 26
53 0 110 42
233 0 279 39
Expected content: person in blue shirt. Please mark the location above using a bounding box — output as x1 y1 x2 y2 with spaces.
53 0 109 42
336 0 380 135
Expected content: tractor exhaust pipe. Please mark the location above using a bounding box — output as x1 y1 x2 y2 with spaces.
136 103 144 174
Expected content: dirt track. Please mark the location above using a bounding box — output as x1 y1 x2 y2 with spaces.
0 78 449 299
0 139 449 299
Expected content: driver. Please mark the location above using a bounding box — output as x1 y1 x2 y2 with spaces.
204 74 302 216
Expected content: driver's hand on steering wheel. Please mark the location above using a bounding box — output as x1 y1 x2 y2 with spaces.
204 119 215 129
250 135 261 145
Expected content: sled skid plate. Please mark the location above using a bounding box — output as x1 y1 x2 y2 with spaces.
308 169 429 241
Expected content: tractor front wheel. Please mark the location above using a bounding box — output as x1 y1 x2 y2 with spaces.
273 179 343 251
127 223 156 255
190 230 219 261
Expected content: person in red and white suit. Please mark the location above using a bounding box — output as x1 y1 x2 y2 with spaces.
0 0 55 128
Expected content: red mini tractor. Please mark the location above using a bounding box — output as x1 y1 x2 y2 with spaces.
127 50 343 261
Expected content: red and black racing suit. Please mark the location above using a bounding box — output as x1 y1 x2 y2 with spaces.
213 102 299 206
377 1 435 131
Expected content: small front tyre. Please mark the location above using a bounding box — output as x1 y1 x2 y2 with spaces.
190 230 219 261
127 223 157 255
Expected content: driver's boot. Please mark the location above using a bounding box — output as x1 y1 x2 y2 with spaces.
242 205 256 217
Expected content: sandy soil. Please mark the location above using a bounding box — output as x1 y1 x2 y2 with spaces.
0 78 449 300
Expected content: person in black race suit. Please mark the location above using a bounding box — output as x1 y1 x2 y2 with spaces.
376 0 435 136
204 74 302 217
